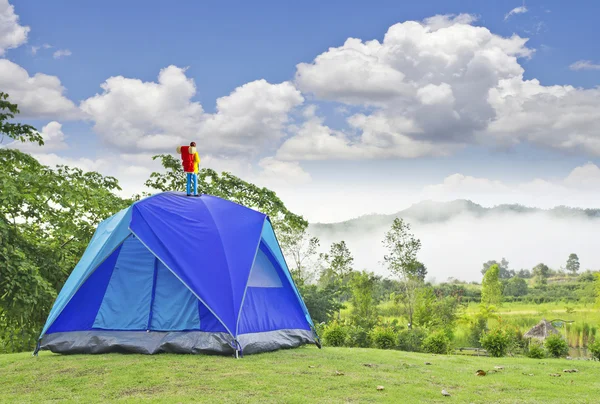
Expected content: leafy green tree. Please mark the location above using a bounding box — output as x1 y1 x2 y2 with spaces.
503 277 528 297
481 258 514 279
481 264 502 307
413 287 461 337
382 218 423 328
594 272 600 308
0 92 42 146
318 241 354 288
298 284 341 324
1 93 130 352
348 271 379 329
533 263 550 286
566 253 580 275
279 227 319 286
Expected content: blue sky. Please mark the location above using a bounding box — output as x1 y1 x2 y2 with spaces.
3 0 600 222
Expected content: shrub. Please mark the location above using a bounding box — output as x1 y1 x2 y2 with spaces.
545 334 569 358
370 325 397 349
468 316 487 348
480 327 511 357
322 322 348 347
345 325 371 348
589 340 600 361
422 331 450 354
526 342 546 359
397 328 427 352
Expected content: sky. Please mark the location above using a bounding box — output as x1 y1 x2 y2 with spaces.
2 0 600 224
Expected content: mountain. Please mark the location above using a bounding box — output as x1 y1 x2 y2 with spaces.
308 200 600 281
310 199 600 233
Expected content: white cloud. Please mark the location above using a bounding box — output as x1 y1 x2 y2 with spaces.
288 14 600 160
81 66 303 155
569 60 600 71
52 49 72 59
0 59 81 119
8 121 68 152
504 6 528 21
31 43 52 55
256 157 311 186
0 0 29 55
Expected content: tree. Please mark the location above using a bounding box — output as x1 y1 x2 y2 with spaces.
413 287 461 336
481 264 502 307
566 253 580 276
297 284 342 324
481 258 514 279
503 277 528 297
382 218 423 328
533 263 550 286
279 227 320 287
1 93 131 352
318 241 354 288
594 272 600 308
348 271 379 328
0 92 42 146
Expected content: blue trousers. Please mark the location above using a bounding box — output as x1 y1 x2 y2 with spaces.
186 173 198 196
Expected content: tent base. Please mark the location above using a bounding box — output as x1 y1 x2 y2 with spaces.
40 329 315 355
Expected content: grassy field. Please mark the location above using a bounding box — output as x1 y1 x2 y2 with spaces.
1 346 599 403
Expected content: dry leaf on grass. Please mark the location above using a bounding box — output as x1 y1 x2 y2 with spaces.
377 386 385 391
441 389 451 397
334 371 344 376
475 370 486 376
563 369 578 373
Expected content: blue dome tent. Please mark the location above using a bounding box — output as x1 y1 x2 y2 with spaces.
36 192 319 356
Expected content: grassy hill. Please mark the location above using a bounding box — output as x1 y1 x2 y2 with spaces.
1 347 598 403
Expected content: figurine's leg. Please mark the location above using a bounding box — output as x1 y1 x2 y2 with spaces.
193 173 198 196
186 173 191 196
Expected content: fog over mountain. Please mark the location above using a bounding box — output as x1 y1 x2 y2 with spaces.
309 200 600 282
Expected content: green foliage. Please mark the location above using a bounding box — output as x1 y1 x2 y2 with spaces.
481 258 514 279
322 321 349 347
503 277 528 297
413 287 461 337
533 263 550 287
318 241 354 290
481 264 502 307
526 342 546 359
0 92 42 146
345 324 372 348
589 340 600 361
480 327 512 357
298 284 341 324
468 316 488 348
348 271 379 329
370 325 397 350
421 331 450 354
382 218 423 328
566 253 580 275
397 328 427 352
544 334 569 358
594 272 600 308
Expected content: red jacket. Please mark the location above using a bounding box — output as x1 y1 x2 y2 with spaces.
176 146 200 173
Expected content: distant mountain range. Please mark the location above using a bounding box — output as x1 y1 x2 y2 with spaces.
310 200 600 234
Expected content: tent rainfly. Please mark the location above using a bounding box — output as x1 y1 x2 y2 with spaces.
523 319 561 341
36 192 319 356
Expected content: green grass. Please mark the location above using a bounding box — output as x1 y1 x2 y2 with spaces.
2 347 599 403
